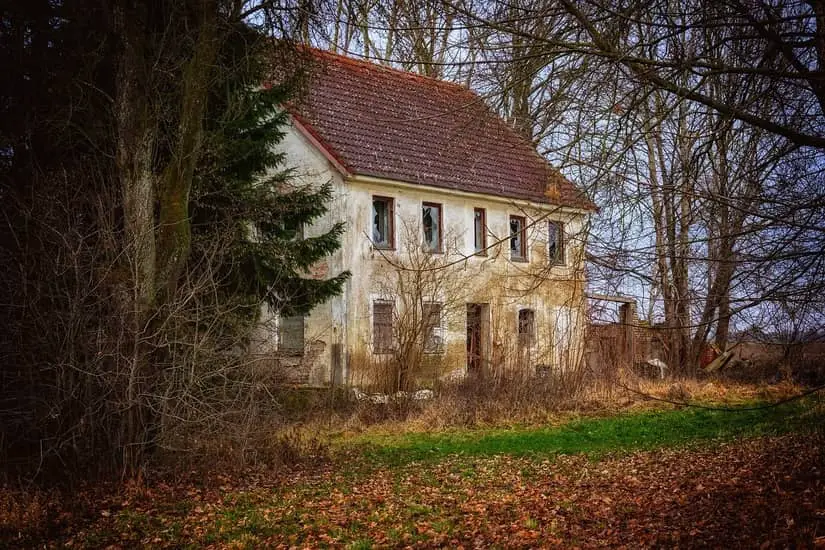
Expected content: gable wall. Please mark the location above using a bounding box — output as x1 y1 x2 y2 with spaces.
250 123 350 385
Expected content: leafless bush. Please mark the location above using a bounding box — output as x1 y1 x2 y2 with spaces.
0 175 315 481
355 219 470 392
0 173 132 480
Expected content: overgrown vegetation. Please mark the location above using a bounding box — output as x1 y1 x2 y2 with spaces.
2 395 822 548
349 395 823 466
3 4 824 530
0 2 346 481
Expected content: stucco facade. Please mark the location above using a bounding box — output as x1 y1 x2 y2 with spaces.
268 122 591 388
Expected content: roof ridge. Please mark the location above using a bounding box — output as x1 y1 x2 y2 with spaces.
306 46 469 92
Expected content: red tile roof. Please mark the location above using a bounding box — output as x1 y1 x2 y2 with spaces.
291 49 596 211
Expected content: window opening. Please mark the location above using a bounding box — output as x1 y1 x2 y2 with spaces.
510 215 527 260
422 202 442 253
474 208 487 254
373 301 394 353
423 302 444 353
373 197 394 248
518 309 536 347
548 221 565 265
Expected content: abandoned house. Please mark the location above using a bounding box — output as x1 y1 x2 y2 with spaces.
261 49 596 387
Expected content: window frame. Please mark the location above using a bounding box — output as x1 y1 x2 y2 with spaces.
422 201 443 254
517 309 536 347
422 302 445 354
372 196 395 250
510 215 527 261
372 301 395 354
279 314 305 356
473 207 487 256
548 221 565 266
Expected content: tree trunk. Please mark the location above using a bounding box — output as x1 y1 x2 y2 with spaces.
156 1 219 302
114 0 158 476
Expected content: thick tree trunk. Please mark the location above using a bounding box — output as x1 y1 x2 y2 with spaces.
113 0 221 476
156 1 219 301
114 0 158 475
645 122 676 368
715 293 731 350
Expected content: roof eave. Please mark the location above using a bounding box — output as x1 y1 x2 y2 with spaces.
348 173 595 215
288 112 352 178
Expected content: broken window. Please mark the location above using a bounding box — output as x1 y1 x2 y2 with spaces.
474 208 487 255
518 309 536 347
423 302 444 353
548 221 565 265
279 314 305 354
373 301 394 353
510 215 527 260
372 197 394 249
422 202 442 253
282 217 304 240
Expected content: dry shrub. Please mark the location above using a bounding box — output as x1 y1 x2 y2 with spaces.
259 429 330 467
352 398 427 426
148 386 350 475
0 489 61 546
665 382 692 403
631 374 805 406
342 366 610 432
154 421 330 476
329 369 811 436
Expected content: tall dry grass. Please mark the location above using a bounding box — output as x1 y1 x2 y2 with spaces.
293 366 809 439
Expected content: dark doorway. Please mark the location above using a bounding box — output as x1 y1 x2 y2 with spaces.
467 304 489 373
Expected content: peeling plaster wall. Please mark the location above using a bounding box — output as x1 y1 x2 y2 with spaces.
271 122 589 386
251 123 351 385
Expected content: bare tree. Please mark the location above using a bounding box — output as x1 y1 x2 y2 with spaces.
361 219 469 392
553 0 825 150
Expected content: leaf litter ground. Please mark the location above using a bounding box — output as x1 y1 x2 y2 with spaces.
3 399 825 549
21 432 820 548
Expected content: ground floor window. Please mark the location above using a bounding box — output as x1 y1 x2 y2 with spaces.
279 314 305 354
518 309 536 347
373 301 394 353
423 302 444 353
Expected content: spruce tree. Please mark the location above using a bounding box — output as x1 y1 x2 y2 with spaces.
190 31 348 338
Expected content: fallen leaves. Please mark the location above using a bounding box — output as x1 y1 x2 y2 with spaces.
2 432 823 548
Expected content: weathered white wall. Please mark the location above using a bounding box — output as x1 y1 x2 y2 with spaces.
272 121 590 386
342 175 589 384
256 123 351 385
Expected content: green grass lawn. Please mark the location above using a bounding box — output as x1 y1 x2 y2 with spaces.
349 396 823 467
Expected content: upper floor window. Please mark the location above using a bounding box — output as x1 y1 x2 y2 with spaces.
548 221 565 265
518 309 536 347
423 302 444 353
422 202 442 253
473 208 487 255
510 215 527 261
372 197 394 249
